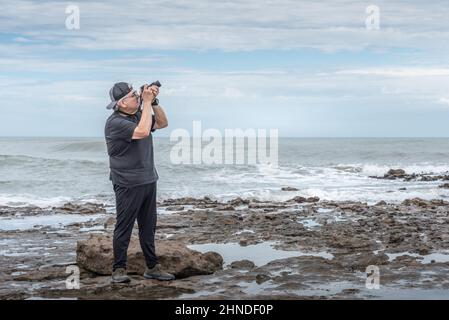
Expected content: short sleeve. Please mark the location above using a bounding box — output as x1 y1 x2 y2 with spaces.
150 114 156 133
106 117 137 142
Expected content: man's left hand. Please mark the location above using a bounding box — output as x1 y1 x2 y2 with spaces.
150 85 159 98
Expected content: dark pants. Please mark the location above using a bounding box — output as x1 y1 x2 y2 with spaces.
112 182 158 271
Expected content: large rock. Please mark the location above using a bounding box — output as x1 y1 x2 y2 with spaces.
385 169 406 178
402 197 429 207
76 234 223 278
281 186 299 191
289 196 320 203
54 202 107 214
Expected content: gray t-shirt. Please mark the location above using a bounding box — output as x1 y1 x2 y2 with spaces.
104 110 158 187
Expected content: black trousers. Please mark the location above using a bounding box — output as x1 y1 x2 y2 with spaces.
112 182 158 271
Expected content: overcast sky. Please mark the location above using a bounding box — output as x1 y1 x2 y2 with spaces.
1 0 449 137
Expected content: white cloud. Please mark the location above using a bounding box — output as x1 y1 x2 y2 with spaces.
438 98 449 106
336 68 449 77
3 64 447 111
222 87 245 98
0 56 169 74
2 0 449 52
2 0 449 137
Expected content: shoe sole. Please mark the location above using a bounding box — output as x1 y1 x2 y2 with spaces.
143 274 175 281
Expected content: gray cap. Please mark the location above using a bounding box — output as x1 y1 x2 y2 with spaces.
106 82 132 110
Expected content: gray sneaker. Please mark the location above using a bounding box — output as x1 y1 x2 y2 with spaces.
143 264 175 281
111 268 131 283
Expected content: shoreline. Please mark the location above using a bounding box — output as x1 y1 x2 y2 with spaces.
1 195 449 299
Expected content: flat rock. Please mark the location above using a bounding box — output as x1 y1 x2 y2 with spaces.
54 202 106 214
281 187 299 191
230 259 256 269
76 234 223 278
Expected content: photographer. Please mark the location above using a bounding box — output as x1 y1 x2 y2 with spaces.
104 81 172 283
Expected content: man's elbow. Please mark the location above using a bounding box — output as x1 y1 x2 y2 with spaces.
157 120 168 129
140 128 151 136
133 128 150 139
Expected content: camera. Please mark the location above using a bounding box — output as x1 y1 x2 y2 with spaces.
139 80 162 108
140 80 161 93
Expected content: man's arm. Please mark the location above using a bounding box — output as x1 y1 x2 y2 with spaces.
132 85 154 140
152 105 168 129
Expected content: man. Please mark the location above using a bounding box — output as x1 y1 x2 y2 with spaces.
104 81 174 283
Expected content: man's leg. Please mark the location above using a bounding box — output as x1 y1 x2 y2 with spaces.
112 184 143 271
138 182 175 280
136 182 159 268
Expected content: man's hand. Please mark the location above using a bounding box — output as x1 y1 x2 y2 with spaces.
149 85 159 98
132 85 154 140
141 84 155 105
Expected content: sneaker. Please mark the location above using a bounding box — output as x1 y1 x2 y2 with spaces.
143 264 175 281
111 267 131 283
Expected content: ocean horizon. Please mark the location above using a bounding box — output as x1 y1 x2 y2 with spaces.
1 136 449 208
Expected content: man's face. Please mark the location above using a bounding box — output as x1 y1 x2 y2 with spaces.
119 89 139 112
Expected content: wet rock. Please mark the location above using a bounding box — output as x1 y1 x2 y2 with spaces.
337 202 367 213
306 197 320 203
289 196 319 203
161 197 218 206
402 198 429 207
6 194 449 299
165 206 185 211
358 220 367 227
0 205 43 218
54 202 107 215
389 254 421 265
103 217 116 229
421 175 449 182
366 253 389 266
290 196 307 203
76 234 223 278
216 205 235 211
333 252 389 271
429 199 449 206
389 232 405 244
281 187 299 191
386 169 406 178
263 214 277 220
369 169 449 182
330 235 373 249
230 260 255 270
417 246 431 255
255 273 271 284
227 197 250 206
370 169 408 180
12 267 67 282
248 203 287 209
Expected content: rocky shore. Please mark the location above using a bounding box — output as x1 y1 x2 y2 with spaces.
2 180 449 299
370 168 449 184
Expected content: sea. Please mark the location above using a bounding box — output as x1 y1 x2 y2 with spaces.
1 137 449 208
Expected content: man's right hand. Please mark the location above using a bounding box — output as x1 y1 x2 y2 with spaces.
141 84 155 105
